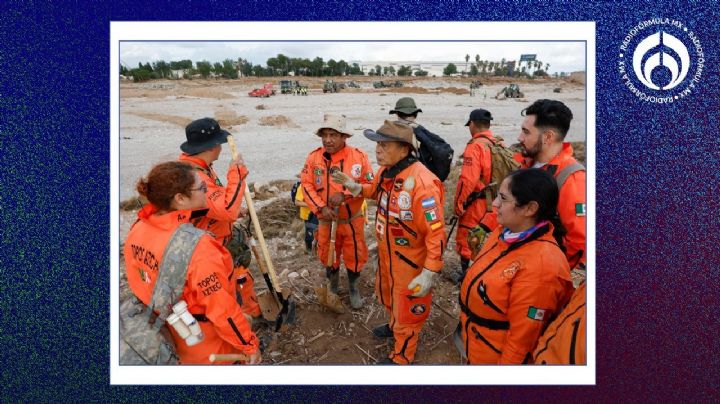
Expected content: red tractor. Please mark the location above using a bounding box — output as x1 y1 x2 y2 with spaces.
249 83 276 97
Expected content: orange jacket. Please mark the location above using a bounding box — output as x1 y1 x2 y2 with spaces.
179 154 248 244
300 145 373 220
534 282 586 365
454 130 495 221
459 223 573 364
515 143 586 268
361 159 446 292
125 204 258 364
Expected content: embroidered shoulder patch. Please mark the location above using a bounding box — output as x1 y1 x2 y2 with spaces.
527 307 548 321
575 203 586 217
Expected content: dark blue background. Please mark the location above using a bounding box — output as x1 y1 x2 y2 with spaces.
1 1 718 401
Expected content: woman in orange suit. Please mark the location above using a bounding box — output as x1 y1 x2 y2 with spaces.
124 161 261 365
459 168 574 364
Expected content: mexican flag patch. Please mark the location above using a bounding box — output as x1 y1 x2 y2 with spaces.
424 209 438 222
575 203 586 217
527 307 547 321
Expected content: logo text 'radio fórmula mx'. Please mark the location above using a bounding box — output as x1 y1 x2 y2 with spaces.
618 18 704 104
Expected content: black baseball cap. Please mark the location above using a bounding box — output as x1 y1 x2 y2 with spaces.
465 109 493 126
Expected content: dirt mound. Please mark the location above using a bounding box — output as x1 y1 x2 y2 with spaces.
214 108 249 127
128 112 191 127
436 87 470 95
258 115 300 128
255 104 269 110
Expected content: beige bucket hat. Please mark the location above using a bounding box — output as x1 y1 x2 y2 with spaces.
315 113 352 137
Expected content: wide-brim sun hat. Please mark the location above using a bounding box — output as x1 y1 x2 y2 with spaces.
181 117 230 155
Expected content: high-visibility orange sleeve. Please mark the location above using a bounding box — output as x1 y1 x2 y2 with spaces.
499 278 569 364
557 170 586 268
300 153 326 216
187 238 259 355
454 142 491 216
413 174 446 272
200 164 247 223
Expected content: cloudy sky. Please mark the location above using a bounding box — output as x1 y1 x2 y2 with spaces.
120 42 585 73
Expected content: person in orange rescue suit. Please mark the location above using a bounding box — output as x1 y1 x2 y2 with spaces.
178 117 261 318
458 168 573 364
451 108 500 285
333 120 446 365
515 99 586 283
125 161 261 365
300 113 374 309
533 280 586 365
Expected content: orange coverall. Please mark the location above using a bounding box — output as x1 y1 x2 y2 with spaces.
459 223 573 364
534 282 586 365
361 159 446 364
178 153 248 246
125 204 259 364
454 130 500 260
178 154 260 317
300 145 373 272
515 142 586 268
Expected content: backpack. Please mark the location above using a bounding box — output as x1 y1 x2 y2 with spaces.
290 181 300 204
408 123 454 182
120 223 205 365
469 135 520 210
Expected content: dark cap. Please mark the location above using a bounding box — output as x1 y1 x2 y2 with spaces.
465 109 493 126
363 120 416 150
389 97 422 115
181 118 230 155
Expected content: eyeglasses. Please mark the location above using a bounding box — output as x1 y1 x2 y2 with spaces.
190 183 208 194
497 193 516 205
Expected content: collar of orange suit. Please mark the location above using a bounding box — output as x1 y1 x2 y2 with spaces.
500 220 550 244
179 153 212 171
520 142 575 168
471 130 495 142
321 144 349 161
137 204 206 230
375 155 418 195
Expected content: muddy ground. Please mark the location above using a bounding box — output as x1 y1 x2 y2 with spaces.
118 75 586 365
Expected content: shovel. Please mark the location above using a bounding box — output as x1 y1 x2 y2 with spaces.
315 206 345 313
227 135 296 331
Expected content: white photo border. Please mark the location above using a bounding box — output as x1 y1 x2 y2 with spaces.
110 21 595 385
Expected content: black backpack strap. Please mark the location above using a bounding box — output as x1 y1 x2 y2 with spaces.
146 223 206 330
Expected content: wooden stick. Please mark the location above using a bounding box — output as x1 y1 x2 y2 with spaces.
307 331 326 344
429 329 455 350
432 301 456 319
227 135 282 294
209 353 249 363
354 344 377 362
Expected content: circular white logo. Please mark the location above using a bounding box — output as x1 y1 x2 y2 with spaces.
619 18 704 103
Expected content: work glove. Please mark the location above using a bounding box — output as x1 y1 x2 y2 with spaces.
331 171 362 196
467 225 489 258
408 268 436 297
329 192 345 207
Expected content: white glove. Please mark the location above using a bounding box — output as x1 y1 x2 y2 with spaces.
331 171 361 196
408 268 436 297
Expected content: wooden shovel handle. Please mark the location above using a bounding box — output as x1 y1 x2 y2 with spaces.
209 353 249 363
227 135 282 294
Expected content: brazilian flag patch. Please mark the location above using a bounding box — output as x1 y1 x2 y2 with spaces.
575 203 586 217
394 237 409 246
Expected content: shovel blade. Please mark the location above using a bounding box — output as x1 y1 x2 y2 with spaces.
257 290 282 321
314 285 346 314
